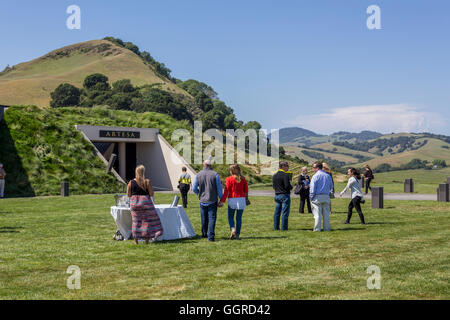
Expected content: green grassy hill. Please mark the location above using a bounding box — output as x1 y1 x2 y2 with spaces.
283 145 361 164
0 105 274 197
0 105 193 197
0 40 190 107
282 131 450 170
353 137 450 168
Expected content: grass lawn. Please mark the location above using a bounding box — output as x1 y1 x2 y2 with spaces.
0 193 449 299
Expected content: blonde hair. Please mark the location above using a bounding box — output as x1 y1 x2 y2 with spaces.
230 164 242 183
135 165 147 191
322 162 331 173
301 166 308 174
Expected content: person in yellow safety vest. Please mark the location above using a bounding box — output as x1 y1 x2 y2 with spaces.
178 166 192 208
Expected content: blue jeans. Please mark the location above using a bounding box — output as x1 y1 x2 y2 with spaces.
274 194 291 230
200 202 218 241
228 206 244 235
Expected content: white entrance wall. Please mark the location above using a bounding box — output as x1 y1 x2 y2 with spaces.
75 125 196 191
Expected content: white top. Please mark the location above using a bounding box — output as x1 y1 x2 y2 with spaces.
340 177 364 199
228 197 246 210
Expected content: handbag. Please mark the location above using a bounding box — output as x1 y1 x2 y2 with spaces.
246 194 251 206
329 191 335 199
294 184 302 195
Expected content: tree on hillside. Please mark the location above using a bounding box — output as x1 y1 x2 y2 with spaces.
177 79 218 100
80 73 112 107
374 163 392 173
112 79 135 93
432 159 447 168
140 87 191 121
243 121 262 131
50 83 81 108
83 73 110 91
124 42 140 55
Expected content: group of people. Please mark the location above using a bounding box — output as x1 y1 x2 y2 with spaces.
274 161 372 232
125 160 374 244
191 160 249 242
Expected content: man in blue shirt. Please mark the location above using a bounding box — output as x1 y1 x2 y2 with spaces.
309 161 333 231
193 159 223 242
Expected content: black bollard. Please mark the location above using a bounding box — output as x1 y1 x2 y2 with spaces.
360 177 365 189
437 184 449 202
61 181 69 197
372 187 384 209
404 179 414 193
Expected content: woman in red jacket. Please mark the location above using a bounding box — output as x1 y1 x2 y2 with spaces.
220 164 249 240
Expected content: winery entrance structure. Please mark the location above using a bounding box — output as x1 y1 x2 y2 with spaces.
76 125 196 191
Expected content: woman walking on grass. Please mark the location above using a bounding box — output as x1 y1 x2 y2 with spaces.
220 164 249 240
127 165 163 244
339 168 366 225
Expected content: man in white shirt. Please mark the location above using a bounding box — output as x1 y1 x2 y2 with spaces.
309 161 333 231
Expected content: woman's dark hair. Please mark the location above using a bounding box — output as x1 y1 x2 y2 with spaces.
349 167 361 179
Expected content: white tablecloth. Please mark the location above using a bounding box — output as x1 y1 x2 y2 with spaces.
110 204 196 241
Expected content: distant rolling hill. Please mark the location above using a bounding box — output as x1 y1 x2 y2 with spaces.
279 127 450 169
0 39 189 107
271 127 322 144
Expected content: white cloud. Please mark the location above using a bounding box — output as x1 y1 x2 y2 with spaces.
285 104 446 134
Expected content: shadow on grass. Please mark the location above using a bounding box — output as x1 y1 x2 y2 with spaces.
152 234 289 244
334 227 366 231
366 222 398 225
236 236 288 240
0 226 23 233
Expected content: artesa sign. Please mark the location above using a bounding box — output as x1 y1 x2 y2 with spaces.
99 130 140 139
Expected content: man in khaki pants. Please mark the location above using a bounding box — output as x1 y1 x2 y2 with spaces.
0 163 5 198
309 161 333 231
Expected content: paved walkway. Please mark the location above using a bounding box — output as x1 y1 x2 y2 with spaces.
159 190 437 201
247 190 436 201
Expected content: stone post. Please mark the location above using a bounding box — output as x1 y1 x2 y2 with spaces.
404 179 414 193
61 181 69 197
372 187 384 209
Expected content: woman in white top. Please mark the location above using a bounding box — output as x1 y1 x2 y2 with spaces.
339 168 366 225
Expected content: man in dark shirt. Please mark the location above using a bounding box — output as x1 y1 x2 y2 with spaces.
272 161 293 230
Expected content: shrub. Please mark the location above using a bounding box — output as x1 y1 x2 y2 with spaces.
83 73 110 90
50 83 81 108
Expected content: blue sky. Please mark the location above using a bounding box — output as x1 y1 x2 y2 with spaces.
1 0 449 134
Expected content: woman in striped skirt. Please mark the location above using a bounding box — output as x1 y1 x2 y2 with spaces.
127 165 163 244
